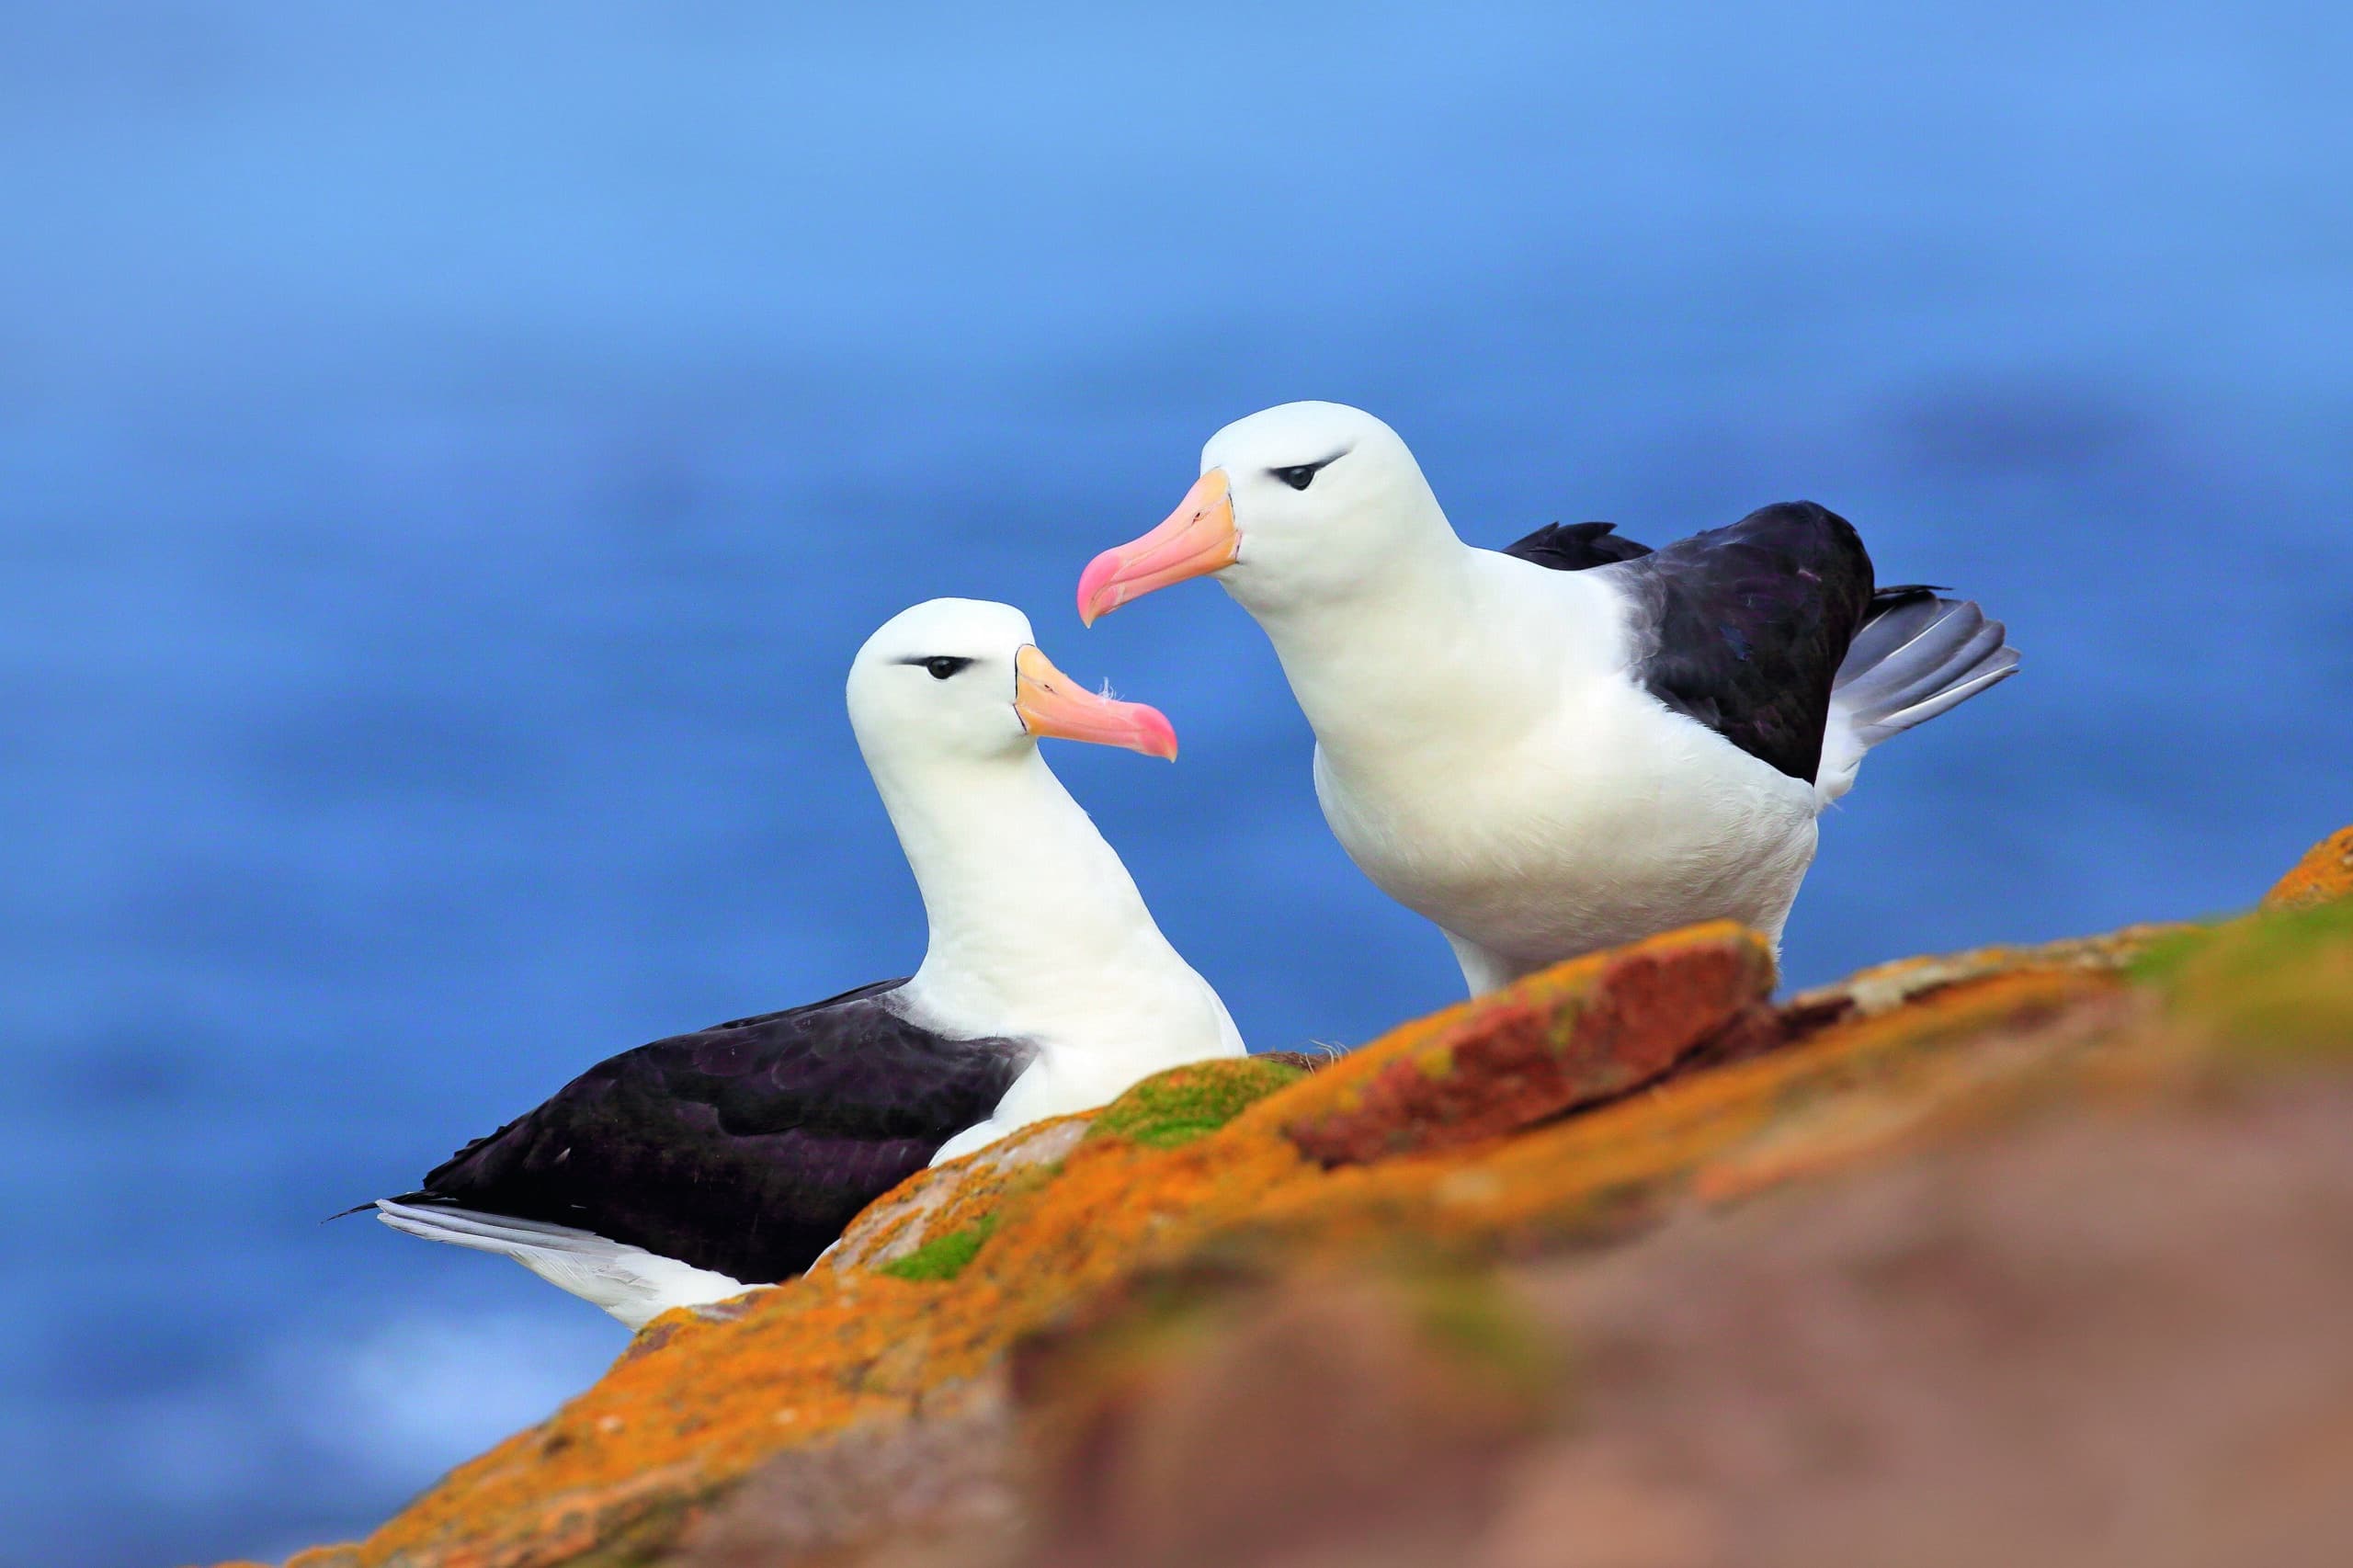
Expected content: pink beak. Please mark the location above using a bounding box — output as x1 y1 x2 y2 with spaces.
1014 644 1178 761
1076 468 1239 626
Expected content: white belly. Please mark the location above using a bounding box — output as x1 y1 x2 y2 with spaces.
1312 686 1819 982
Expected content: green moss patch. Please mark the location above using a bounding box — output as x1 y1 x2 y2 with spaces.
1086 1058 1309 1150
878 1212 1000 1283
2136 900 2353 1062
2126 923 2229 990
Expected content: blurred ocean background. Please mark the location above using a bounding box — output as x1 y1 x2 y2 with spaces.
1 5 2346 1563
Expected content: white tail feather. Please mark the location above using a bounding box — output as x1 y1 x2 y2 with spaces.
375 1199 758 1331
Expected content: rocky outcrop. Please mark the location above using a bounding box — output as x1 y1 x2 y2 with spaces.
239 826 2353 1568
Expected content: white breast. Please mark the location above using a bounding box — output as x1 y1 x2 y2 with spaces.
1297 555 1821 981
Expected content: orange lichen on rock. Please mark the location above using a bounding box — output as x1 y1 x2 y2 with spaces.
2264 823 2353 912
1267 922 1776 1166
360 1276 972 1566
1222 965 2130 1268
246 830 2353 1568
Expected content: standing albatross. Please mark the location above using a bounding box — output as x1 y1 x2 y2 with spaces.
1077 401 2018 996
368 598 1243 1326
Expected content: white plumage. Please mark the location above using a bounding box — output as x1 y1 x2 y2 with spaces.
1080 402 2017 995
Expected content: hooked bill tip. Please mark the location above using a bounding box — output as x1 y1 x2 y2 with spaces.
1133 705 1179 761
1076 549 1127 628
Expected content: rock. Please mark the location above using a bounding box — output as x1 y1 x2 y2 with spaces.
238 824 2353 1568
668 1383 1020 1568
811 1113 1096 1279
1016 1268 1552 1568
1002 1085 2353 1568
2265 824 2353 912
1780 923 2187 1023
1485 1082 2353 1568
813 1057 1316 1285
1269 923 1778 1167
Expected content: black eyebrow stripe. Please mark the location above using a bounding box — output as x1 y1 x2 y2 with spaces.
1279 447 1352 473
893 654 976 666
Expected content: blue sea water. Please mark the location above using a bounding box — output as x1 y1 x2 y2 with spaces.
1 5 2347 1563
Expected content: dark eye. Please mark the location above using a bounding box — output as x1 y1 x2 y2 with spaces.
1270 463 1321 491
921 656 972 680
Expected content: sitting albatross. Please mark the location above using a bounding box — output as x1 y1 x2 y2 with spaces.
1077 401 2018 996
367 598 1243 1327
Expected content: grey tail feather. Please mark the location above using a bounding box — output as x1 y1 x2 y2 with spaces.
372 1198 616 1256
1834 594 2018 747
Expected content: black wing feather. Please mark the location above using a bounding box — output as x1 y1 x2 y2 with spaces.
1611 502 1875 783
1501 519 1655 570
1512 502 1877 784
402 981 1028 1284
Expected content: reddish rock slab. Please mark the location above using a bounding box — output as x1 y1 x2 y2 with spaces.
1272 923 1778 1167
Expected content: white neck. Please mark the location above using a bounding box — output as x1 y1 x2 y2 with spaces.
867 745 1198 1049
1233 501 1598 770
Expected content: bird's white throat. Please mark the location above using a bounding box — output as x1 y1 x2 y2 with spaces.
1235 531 1625 775
865 746 1193 1048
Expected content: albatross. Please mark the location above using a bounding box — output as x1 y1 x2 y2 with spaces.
367 598 1243 1326
1077 401 2018 996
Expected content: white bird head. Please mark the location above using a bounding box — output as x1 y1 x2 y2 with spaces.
1077 402 1449 623
848 597 1177 767
845 599 1236 1076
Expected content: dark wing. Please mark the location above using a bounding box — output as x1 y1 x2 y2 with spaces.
1597 502 1878 784
402 982 1028 1284
1501 519 1655 570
